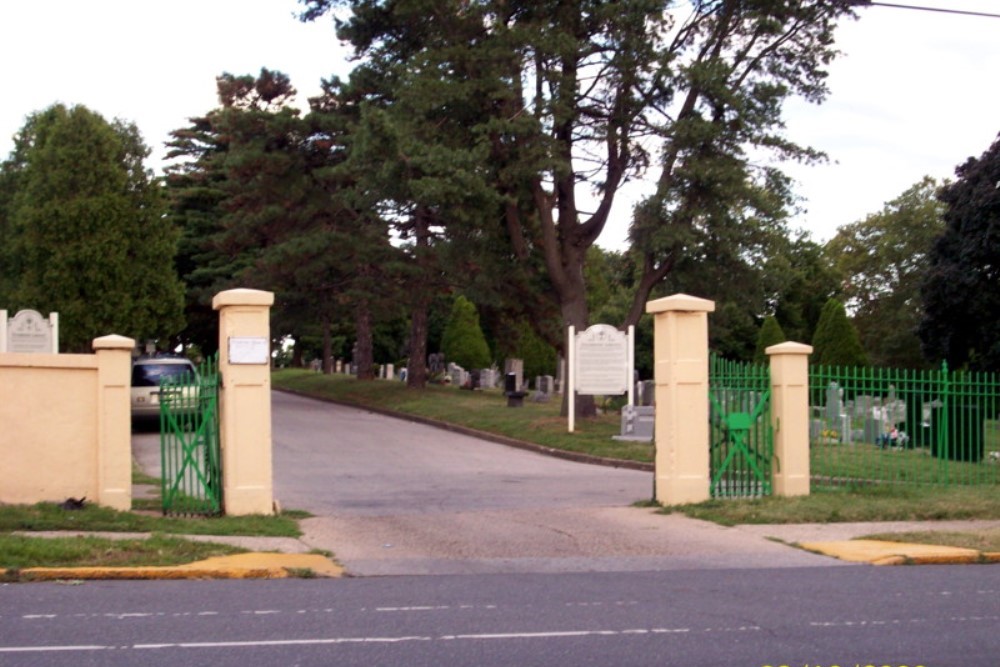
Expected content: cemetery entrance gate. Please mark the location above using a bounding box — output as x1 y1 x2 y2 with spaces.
159 355 222 515
708 355 773 498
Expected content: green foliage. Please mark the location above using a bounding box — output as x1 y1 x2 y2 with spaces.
441 296 492 370
0 104 183 351
515 321 559 380
826 177 944 368
753 316 786 364
920 134 1000 371
811 298 868 367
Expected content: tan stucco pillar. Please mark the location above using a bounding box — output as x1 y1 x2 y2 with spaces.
767 342 813 496
645 294 715 505
93 334 135 510
213 288 275 515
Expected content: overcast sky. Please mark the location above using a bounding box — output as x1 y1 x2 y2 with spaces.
1 1 997 250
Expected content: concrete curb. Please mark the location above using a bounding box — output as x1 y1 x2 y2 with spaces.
3 553 344 581
799 540 1000 566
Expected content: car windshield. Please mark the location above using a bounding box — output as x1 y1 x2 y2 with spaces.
132 363 195 387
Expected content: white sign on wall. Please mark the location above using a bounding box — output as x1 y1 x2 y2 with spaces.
1 309 59 354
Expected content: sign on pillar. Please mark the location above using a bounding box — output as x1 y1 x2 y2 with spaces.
213 288 275 516
645 294 714 506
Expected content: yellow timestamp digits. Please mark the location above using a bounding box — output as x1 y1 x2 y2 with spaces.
762 664 926 667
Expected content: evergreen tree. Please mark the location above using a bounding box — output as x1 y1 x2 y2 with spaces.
753 316 786 364
920 134 1000 371
441 296 492 371
811 298 868 367
0 104 183 351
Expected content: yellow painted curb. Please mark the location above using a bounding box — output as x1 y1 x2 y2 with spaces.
12 553 343 581
801 539 986 565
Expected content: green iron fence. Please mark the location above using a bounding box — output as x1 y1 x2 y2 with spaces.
709 355 773 498
159 355 222 515
809 363 1000 488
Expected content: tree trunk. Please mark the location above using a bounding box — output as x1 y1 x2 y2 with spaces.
407 297 429 388
354 302 375 380
322 317 333 374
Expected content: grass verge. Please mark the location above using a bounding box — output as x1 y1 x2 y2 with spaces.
0 533 245 570
0 502 305 537
663 484 1000 525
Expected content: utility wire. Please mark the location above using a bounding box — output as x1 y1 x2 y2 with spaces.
865 2 1000 19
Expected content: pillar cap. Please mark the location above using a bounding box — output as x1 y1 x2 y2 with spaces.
645 293 715 314
92 334 135 351
766 341 813 356
213 288 275 310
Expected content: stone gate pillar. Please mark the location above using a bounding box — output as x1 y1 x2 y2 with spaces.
767 342 813 496
645 294 715 505
213 288 275 515
94 334 135 511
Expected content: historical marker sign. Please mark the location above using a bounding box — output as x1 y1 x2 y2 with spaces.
5 309 56 354
574 324 629 395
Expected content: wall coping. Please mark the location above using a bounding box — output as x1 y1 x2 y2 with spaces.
645 293 716 314
213 288 275 310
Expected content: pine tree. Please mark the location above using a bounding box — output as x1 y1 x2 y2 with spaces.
753 316 786 364
441 296 492 371
811 299 868 367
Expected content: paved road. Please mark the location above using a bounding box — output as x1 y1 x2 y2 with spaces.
270 391 839 575
3 566 997 666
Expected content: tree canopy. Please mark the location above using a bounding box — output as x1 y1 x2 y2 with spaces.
825 177 944 368
919 134 1000 371
811 298 867 367
0 104 184 351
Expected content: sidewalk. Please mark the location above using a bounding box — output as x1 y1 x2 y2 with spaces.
4 519 997 581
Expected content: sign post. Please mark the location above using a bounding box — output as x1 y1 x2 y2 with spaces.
567 324 634 433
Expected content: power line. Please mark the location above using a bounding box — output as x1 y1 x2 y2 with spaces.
865 2 1000 19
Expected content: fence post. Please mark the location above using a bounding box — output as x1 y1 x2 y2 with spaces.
645 294 715 505
214 288 275 515
766 341 813 496
93 334 135 510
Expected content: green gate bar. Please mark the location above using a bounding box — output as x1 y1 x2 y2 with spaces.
159 355 222 515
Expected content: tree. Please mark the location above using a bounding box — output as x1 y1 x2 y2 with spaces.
0 104 184 351
811 298 867 367
300 1 861 410
826 177 944 368
441 296 492 370
753 316 786 364
920 134 1000 370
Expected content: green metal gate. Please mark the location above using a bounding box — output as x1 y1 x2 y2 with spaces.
709 355 773 498
159 355 222 515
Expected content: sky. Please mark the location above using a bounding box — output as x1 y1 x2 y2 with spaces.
1 1 998 250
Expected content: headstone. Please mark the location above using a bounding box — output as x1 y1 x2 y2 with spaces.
825 382 844 422
309 358 322 372
504 358 524 392
555 356 566 394
469 369 481 389
385 363 394 380
3 309 57 354
613 405 654 442
539 375 554 394
639 380 656 406
479 368 498 389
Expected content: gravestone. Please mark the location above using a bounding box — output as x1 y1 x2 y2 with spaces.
613 405 654 442
385 363 394 380
538 375 554 394
504 358 524 392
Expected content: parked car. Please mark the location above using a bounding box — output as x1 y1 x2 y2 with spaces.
130 356 198 422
